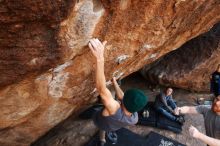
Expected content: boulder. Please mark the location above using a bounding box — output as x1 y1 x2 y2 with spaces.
141 23 220 92
0 0 219 145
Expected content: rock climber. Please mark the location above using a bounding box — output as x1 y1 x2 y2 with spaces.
88 38 148 146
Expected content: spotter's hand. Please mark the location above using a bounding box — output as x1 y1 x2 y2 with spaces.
189 125 200 139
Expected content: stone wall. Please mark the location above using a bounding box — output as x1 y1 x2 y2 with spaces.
0 0 220 145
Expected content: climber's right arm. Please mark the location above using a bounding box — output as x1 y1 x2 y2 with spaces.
89 38 119 115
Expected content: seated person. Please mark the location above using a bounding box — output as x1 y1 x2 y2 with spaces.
154 87 184 124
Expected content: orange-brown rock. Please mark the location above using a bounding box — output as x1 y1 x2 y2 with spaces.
141 22 220 92
0 0 220 145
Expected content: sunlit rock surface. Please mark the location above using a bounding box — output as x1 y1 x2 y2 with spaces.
0 0 219 145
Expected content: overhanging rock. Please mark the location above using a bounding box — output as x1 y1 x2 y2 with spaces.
0 0 220 145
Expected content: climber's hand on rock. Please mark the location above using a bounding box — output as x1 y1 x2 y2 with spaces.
88 38 107 61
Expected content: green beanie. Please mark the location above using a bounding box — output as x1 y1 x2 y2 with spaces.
123 89 148 113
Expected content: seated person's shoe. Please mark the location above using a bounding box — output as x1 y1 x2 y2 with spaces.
176 116 185 125
106 131 118 144
96 140 106 146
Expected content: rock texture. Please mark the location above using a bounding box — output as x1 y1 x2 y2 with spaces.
0 0 220 145
141 22 220 92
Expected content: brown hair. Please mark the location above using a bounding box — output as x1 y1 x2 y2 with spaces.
164 87 173 92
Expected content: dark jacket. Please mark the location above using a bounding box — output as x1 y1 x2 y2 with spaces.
210 71 220 96
154 93 176 113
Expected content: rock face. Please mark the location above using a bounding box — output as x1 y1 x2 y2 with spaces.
141 23 220 92
0 0 220 145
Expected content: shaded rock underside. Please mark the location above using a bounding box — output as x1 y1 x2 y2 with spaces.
141 22 220 92
0 0 219 145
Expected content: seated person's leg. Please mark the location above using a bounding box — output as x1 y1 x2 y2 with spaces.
156 107 176 121
167 99 177 110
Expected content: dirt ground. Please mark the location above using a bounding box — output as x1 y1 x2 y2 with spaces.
32 72 212 146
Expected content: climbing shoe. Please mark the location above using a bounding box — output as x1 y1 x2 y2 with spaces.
176 116 185 125
106 131 118 144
